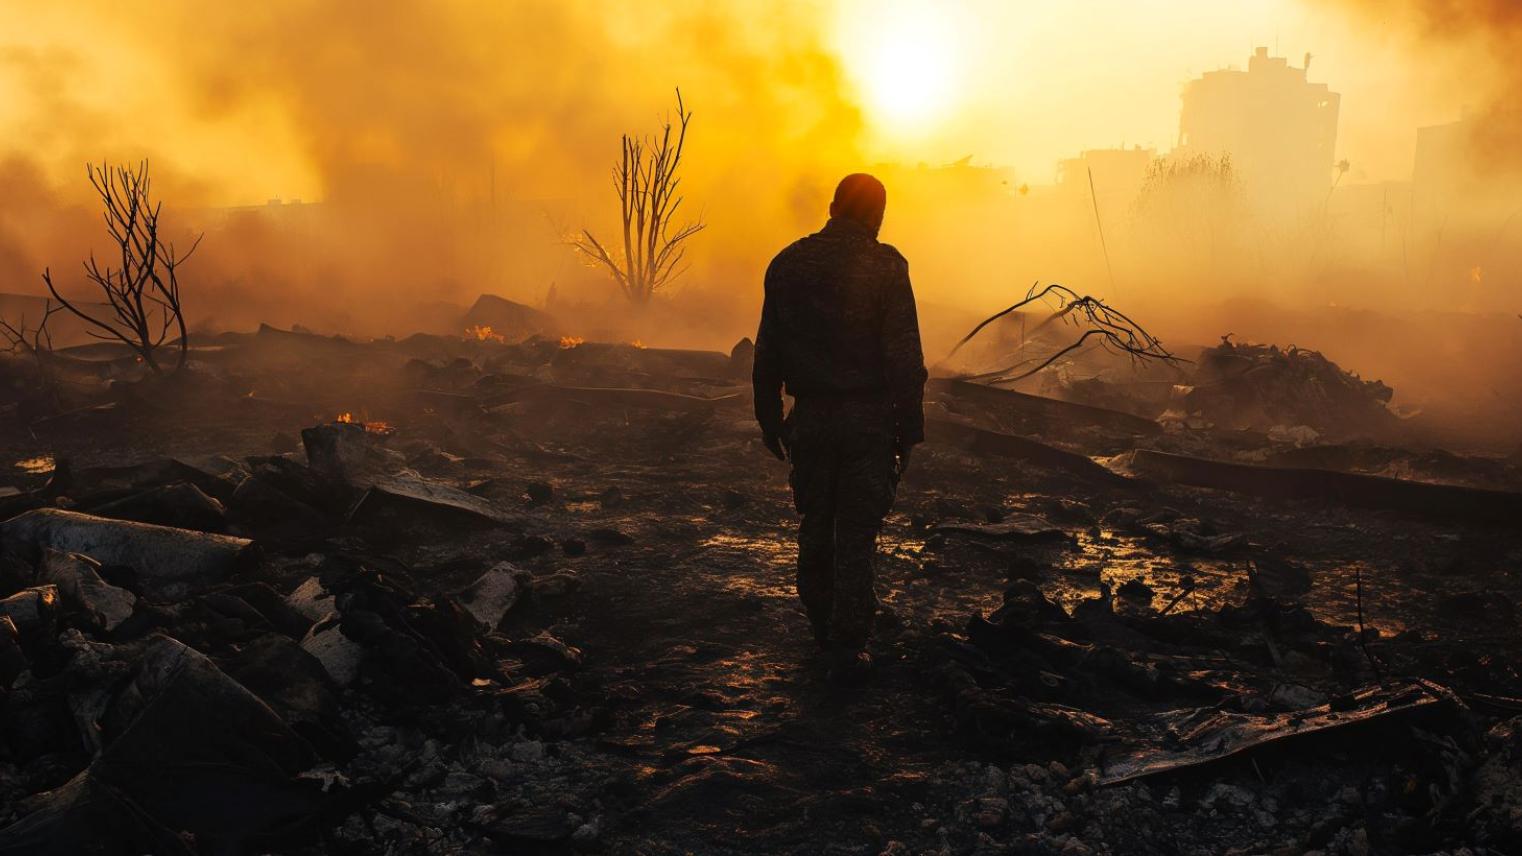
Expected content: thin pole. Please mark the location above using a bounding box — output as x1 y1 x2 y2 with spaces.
1087 166 1118 299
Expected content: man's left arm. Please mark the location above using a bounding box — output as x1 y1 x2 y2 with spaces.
753 260 787 460
881 254 928 453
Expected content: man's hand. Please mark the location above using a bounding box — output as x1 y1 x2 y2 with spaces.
762 430 789 461
894 440 913 476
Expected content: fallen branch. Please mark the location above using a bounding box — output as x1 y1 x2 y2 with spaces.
946 283 1184 385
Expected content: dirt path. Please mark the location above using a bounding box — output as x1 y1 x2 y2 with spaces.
513 445 1012 854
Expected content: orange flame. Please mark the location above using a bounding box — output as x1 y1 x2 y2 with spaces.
559 335 585 349
466 324 505 343
336 412 354 423
629 339 647 349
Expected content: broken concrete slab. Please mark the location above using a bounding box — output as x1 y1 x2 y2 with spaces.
285 576 334 623
930 378 1161 436
301 421 406 486
348 474 521 528
90 635 328 840
0 770 195 856
38 550 136 632
1097 680 1456 785
1130 448 1522 523
1 508 256 599
300 613 364 687
461 294 560 342
455 563 530 629
83 482 228 533
926 417 1137 487
933 515 1071 543
0 585 59 639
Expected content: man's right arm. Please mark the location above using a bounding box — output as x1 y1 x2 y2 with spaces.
752 258 786 445
880 252 928 449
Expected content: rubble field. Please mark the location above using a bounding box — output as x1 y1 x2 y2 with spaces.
0 323 1519 855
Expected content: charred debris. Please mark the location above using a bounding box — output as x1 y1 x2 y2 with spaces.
0 290 1518 855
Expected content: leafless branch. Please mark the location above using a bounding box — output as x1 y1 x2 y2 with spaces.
571 88 705 304
41 160 199 374
947 282 1186 385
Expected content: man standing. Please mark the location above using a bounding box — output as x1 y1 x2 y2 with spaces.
752 173 928 682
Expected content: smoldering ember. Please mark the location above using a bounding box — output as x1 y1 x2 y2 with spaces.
2 4 1522 856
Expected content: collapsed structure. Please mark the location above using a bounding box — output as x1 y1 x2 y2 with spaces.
0 304 1516 854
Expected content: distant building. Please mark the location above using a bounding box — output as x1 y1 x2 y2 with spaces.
1174 47 1340 218
1411 118 1491 220
1057 146 1155 219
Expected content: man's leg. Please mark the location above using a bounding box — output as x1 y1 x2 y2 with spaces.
789 441 838 648
828 434 898 652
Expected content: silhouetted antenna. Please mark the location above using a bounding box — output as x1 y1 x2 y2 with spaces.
1086 166 1118 299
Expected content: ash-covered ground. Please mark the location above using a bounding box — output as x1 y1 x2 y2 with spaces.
0 318 1519 855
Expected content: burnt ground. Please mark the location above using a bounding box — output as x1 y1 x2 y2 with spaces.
0 329 1519 855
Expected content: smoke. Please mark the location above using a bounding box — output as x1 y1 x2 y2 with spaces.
1333 0 1522 164
0 1 863 334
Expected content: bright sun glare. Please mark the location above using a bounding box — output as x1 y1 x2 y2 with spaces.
850 5 961 132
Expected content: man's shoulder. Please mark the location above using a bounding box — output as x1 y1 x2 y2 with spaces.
875 241 908 266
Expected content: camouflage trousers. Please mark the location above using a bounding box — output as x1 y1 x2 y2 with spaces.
785 397 899 650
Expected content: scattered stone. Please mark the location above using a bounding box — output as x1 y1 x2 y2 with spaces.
37 550 136 632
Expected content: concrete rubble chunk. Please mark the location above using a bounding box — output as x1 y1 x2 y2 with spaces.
0 585 58 638
38 549 136 632
1 508 255 599
285 576 334 622
301 613 364 687
455 562 530 628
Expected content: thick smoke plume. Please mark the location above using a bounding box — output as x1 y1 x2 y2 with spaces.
0 1 863 334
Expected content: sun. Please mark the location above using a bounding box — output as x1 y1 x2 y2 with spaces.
844 3 963 132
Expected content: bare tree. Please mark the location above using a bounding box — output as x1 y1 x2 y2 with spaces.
572 89 704 304
42 160 201 373
0 299 61 360
1 299 64 411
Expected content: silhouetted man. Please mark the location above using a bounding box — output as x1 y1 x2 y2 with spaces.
752 173 927 682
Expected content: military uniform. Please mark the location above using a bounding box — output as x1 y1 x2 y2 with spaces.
752 216 927 650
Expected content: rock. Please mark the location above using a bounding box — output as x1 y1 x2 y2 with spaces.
1199 783 1255 809
510 741 546 763
2 508 255 599
570 816 602 848
0 617 27 686
87 636 326 840
84 482 227 534
37 550 136 632
220 633 354 761
524 481 554 506
0 770 194 855
461 294 559 343
455 563 529 628
530 571 581 598
0 586 59 640
301 613 365 687
506 633 583 676
285 576 334 622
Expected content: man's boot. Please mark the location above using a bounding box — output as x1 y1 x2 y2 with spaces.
826 647 873 685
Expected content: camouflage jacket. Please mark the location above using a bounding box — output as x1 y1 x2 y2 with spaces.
752 217 928 444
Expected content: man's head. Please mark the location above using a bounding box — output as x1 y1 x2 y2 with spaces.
829 173 887 236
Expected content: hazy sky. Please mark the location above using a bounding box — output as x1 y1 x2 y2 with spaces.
829 0 1467 183
0 0 1478 206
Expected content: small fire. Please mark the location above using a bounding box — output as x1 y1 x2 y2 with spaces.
466 324 505 343
334 411 393 434
1470 265 1484 284
629 339 647 349
559 335 585 349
